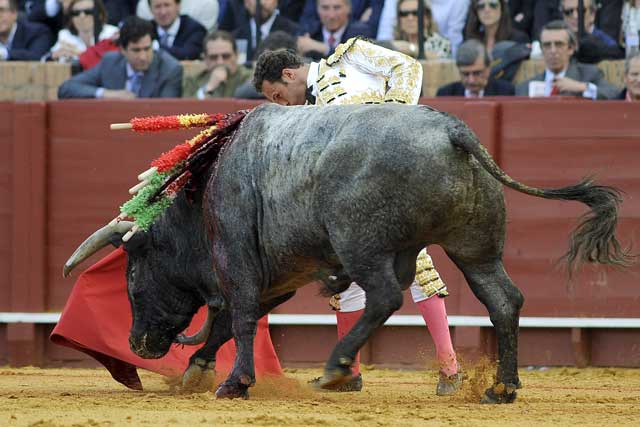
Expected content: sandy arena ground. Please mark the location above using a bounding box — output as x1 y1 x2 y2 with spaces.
1 365 639 427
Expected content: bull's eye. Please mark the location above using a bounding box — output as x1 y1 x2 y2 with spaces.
129 264 136 283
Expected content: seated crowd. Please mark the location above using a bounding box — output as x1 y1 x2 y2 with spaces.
1 0 638 101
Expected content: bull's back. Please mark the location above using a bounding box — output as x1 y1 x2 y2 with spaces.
212 104 502 253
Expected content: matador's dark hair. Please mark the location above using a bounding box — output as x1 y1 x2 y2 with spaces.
252 49 304 93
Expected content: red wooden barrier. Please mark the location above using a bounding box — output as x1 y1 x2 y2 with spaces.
0 99 638 369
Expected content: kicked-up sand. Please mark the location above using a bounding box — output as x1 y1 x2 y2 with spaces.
1 364 639 427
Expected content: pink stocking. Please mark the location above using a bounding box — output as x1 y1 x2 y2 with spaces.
416 296 458 376
336 310 364 375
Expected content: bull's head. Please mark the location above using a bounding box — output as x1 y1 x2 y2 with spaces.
63 189 219 359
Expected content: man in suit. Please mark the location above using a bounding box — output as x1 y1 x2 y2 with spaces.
516 20 618 99
58 15 182 98
437 39 514 97
149 0 207 60
618 52 640 101
560 0 624 62
232 0 299 62
0 0 52 60
297 0 371 60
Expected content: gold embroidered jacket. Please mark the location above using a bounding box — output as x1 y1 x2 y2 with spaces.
309 37 423 106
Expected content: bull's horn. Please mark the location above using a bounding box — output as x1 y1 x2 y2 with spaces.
175 306 218 346
63 221 135 277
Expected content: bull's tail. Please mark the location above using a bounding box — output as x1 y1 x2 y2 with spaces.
445 115 634 274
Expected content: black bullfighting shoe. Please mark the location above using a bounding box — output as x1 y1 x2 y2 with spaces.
309 373 363 392
436 371 466 396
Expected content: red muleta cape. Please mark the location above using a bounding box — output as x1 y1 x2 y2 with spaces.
50 247 282 390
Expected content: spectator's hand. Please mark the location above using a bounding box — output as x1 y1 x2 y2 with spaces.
297 34 329 55
553 77 587 94
205 65 229 93
360 7 372 22
392 40 417 57
52 42 82 61
102 89 136 99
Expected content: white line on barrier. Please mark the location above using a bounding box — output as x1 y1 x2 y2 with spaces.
1 313 640 328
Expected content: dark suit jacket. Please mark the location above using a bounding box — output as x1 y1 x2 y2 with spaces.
437 79 515 97
299 0 383 39
153 15 207 60
515 61 619 99
7 18 53 60
303 21 372 60
58 49 183 99
233 14 300 61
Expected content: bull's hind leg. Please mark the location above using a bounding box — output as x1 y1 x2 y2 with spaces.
448 255 524 403
319 254 404 389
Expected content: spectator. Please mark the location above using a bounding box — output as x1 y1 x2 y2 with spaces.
233 29 298 98
390 0 451 59
232 0 299 62
136 0 218 32
429 0 469 56
58 15 182 98
297 0 371 60
621 0 640 57
515 20 618 99
183 31 252 98
0 0 52 60
437 39 514 96
509 0 536 39
618 51 640 99
48 0 118 63
561 0 624 62
595 0 623 41
464 0 530 52
103 0 136 26
147 0 206 60
299 0 382 38
532 0 562 41
25 0 66 36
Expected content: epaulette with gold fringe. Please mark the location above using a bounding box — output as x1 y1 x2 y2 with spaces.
326 36 372 65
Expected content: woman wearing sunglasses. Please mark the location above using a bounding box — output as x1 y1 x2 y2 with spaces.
49 0 118 63
464 0 529 52
392 0 452 59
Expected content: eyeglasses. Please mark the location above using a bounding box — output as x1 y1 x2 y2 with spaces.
460 70 485 78
476 1 499 11
206 53 233 61
541 40 568 50
71 8 95 17
398 10 419 18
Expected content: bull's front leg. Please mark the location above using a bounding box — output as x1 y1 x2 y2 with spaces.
181 309 233 392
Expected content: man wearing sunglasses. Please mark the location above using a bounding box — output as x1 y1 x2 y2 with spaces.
515 20 617 99
58 15 183 99
0 0 52 60
437 39 514 97
183 30 252 99
559 0 624 62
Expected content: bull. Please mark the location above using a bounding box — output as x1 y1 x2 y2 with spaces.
65 104 631 403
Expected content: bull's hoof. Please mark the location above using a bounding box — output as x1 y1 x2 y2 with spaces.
480 383 518 404
215 380 250 399
309 373 363 392
181 358 216 393
313 364 353 391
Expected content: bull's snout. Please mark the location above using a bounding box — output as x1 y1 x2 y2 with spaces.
129 333 166 359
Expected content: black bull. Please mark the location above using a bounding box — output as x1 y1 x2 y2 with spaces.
64 104 630 403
